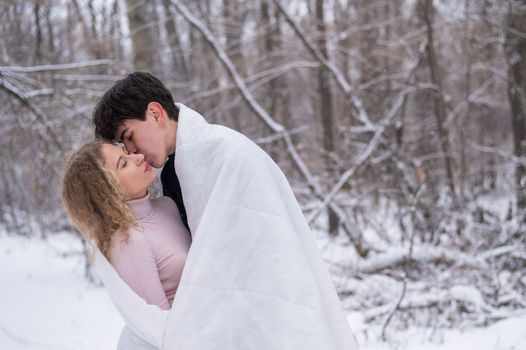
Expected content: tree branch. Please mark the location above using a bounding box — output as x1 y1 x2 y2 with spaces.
0 59 113 73
171 0 366 253
273 0 374 128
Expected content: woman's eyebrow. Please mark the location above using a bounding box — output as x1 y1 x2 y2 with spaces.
116 155 123 169
116 146 128 168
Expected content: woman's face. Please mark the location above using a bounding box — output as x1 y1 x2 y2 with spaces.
101 143 156 200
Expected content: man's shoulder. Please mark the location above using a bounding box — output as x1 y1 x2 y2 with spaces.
177 113 274 170
210 124 261 155
177 104 259 156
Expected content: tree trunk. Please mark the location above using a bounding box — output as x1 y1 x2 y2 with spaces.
223 0 246 131
504 0 526 213
109 0 124 60
44 4 55 64
334 0 355 126
72 0 102 59
162 0 190 80
126 0 161 72
459 0 473 203
34 1 42 65
421 0 457 200
260 0 289 163
316 0 339 235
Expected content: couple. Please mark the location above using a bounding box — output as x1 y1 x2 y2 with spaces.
61 72 357 349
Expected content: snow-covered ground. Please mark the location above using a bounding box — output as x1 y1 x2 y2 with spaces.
1 232 525 349
0 232 123 349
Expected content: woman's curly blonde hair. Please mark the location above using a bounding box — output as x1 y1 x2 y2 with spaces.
61 140 136 260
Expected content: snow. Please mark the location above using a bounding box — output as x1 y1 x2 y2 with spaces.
350 314 526 350
0 232 123 349
1 231 525 349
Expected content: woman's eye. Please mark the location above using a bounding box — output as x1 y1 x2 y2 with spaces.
123 161 127 168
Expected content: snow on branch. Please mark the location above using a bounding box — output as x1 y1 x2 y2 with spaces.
184 60 320 104
307 83 439 225
355 245 483 274
0 76 63 150
0 59 113 73
171 0 283 133
254 125 311 145
364 285 498 322
348 241 524 277
307 41 428 225
273 0 374 129
443 76 497 128
469 142 526 165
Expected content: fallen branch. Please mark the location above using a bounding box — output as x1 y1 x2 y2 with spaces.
355 245 484 274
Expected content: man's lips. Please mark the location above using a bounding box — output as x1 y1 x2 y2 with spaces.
144 162 152 172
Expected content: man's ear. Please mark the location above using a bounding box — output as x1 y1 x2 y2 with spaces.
146 102 165 123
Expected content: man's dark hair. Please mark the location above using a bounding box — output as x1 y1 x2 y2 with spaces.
93 72 178 141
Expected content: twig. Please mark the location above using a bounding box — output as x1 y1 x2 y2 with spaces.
381 184 425 340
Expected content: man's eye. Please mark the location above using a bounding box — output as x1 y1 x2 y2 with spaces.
123 161 128 168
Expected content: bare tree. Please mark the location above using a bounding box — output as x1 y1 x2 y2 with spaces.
420 0 457 200
126 0 162 72
315 0 339 234
504 0 526 213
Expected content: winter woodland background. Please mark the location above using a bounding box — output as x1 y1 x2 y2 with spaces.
1 0 526 348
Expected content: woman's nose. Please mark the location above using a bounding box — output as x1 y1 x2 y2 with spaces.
130 153 144 164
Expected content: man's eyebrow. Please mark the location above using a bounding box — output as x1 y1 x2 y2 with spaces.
118 128 129 142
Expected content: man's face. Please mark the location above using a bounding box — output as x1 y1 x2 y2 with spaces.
115 113 168 169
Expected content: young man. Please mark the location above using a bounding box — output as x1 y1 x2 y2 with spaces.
92 72 357 350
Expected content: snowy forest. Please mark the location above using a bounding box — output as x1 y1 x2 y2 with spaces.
1 0 525 348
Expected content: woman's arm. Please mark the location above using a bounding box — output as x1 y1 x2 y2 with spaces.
111 232 170 310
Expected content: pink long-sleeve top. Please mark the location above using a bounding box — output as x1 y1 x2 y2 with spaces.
110 194 191 310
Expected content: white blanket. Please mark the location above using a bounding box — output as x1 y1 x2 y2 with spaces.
95 104 357 350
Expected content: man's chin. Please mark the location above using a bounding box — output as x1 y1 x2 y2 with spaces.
151 159 168 169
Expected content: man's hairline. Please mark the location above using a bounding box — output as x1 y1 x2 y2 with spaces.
117 127 129 144
112 114 146 142
103 102 177 141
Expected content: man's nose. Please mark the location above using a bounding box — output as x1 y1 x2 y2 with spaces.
124 141 137 154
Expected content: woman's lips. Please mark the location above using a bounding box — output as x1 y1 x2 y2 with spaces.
144 162 152 172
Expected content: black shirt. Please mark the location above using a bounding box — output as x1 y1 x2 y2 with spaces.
161 154 190 233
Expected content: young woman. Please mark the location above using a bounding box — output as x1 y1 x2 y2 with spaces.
61 141 191 312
